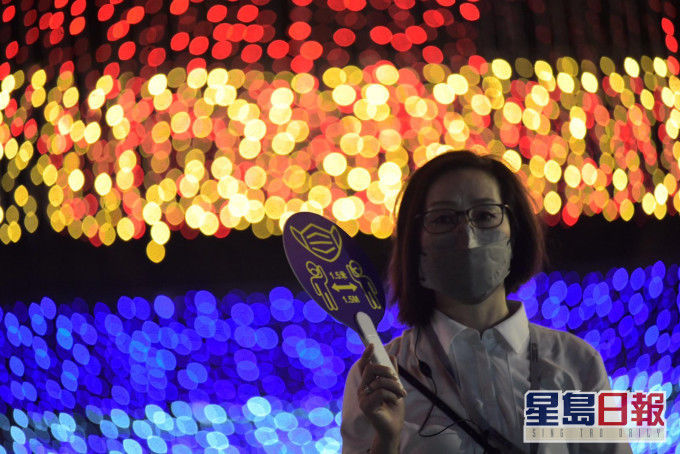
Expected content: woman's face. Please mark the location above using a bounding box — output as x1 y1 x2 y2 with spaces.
419 167 512 249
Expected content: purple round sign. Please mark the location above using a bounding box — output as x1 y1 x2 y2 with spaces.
283 211 386 334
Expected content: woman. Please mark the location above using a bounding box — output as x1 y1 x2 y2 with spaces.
340 151 631 453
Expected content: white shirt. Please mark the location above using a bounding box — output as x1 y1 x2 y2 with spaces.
341 300 633 453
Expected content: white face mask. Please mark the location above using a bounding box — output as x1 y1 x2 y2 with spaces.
419 227 512 304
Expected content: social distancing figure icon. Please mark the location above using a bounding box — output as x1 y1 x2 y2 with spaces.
283 211 395 375
305 260 339 311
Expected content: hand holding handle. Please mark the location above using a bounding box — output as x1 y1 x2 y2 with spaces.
356 311 397 376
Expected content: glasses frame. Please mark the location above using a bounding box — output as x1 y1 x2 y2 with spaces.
417 203 511 234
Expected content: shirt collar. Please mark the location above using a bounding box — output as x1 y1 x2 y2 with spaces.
430 299 530 354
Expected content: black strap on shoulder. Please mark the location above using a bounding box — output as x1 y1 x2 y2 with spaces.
398 365 525 454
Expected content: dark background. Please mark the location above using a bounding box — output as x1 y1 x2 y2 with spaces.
1 212 678 306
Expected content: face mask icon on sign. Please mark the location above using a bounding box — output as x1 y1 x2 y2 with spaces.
289 222 343 262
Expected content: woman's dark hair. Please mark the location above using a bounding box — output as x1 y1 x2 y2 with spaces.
387 150 547 327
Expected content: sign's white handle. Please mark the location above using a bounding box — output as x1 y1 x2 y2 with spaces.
356 311 398 377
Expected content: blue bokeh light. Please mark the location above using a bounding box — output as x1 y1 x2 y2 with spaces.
0 261 678 452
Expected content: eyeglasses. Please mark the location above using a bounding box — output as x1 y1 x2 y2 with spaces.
418 203 510 234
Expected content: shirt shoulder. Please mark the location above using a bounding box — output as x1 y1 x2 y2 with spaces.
529 323 609 391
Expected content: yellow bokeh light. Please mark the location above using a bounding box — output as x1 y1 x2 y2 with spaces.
171 111 191 134
88 88 106 109
264 196 286 219
185 205 205 229
94 173 112 195
332 84 357 106
653 57 668 77
471 94 492 115
148 74 167 96
68 169 85 191
378 161 401 185
654 183 668 205
581 163 597 186
228 193 249 217
271 132 295 155
291 72 315 94
641 192 656 214
118 150 137 171
347 167 371 191
117 217 135 241
244 165 267 189
543 191 562 215
365 84 390 105
375 64 399 85
557 73 575 93
187 67 208 89
83 122 101 144
569 118 586 139
530 85 550 107
612 168 628 191
323 67 347 88
31 69 47 88
534 60 554 81
1 74 15 92
106 104 124 127
200 212 219 236
433 83 455 104
211 156 233 179
447 74 469 95
207 68 228 87
14 185 28 206
544 160 562 183
323 152 347 176
332 197 356 222
244 119 267 140
491 59 512 80
308 185 332 208
146 240 166 263
623 57 640 78
581 72 598 93
502 149 522 172
503 102 522 124
143 202 162 225
271 87 294 106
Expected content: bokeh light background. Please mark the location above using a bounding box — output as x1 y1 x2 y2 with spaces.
0 0 679 452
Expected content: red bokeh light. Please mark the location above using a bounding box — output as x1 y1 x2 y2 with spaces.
126 6 145 24
148 47 167 66
169 0 189 16
423 10 445 27
406 25 427 44
118 41 136 60
69 17 86 35
267 40 290 58
6 41 18 59
171 32 190 51
211 41 232 59
370 26 392 45
300 41 323 60
71 0 86 16
345 0 367 12
241 43 262 63
391 33 412 51
288 22 311 40
460 3 480 21
98 4 114 22
237 5 259 23
423 45 444 63
189 36 210 55
207 5 228 23
2 5 15 22
334 28 356 47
